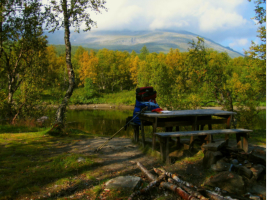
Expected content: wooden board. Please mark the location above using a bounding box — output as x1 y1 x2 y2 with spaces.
139 109 236 118
155 129 253 137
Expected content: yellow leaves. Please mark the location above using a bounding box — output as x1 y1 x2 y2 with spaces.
129 56 140 85
79 50 99 86
228 73 251 95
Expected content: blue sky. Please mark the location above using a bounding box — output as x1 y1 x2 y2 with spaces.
84 0 263 54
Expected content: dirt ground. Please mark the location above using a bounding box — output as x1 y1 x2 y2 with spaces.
52 136 266 199
67 137 161 175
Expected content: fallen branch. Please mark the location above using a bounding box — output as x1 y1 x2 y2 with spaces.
168 178 208 200
160 182 198 200
137 162 157 182
154 167 193 187
128 173 166 200
131 162 248 200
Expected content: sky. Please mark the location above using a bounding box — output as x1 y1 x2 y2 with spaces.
84 0 263 54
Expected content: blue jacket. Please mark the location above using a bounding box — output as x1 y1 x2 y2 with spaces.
132 100 160 125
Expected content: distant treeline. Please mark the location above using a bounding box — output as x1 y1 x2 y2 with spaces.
47 38 265 112
0 38 265 122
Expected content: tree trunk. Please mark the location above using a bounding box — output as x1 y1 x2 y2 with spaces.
54 0 75 130
7 74 14 119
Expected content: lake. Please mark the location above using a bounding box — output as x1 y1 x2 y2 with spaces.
63 108 266 137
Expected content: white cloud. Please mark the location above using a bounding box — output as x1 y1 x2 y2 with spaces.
229 38 249 48
90 0 249 32
199 8 247 32
48 0 258 53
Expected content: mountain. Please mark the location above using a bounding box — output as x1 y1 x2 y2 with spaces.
45 29 244 58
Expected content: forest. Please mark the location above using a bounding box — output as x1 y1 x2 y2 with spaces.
0 0 266 127
0 0 266 199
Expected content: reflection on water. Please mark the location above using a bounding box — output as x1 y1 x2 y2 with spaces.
66 109 135 137
65 109 266 137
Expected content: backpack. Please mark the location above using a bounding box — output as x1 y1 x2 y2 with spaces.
136 87 157 102
132 87 159 125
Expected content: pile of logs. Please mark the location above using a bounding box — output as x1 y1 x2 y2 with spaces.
128 162 252 200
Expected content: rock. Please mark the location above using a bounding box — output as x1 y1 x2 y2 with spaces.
231 165 253 179
203 151 223 169
211 159 232 172
249 148 266 166
105 176 142 192
244 162 253 168
202 140 227 151
249 184 266 199
250 164 265 180
77 157 85 162
37 116 49 126
37 116 49 122
231 159 239 165
204 171 245 194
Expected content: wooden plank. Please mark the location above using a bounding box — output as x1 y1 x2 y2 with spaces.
154 119 228 127
155 129 253 137
157 121 192 127
139 109 236 118
197 119 227 125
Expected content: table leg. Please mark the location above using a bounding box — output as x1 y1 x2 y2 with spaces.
226 115 232 129
141 121 145 147
208 124 214 142
236 133 249 153
136 126 139 142
152 117 157 151
225 115 232 145
175 126 180 147
242 133 248 153
205 124 212 144
134 127 136 142
236 133 242 149
190 116 197 149
159 137 167 162
166 137 170 164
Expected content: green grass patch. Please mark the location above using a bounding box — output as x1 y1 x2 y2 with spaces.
69 88 136 105
0 127 101 200
0 124 46 134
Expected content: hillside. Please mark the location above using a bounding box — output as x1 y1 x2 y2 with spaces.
45 30 243 58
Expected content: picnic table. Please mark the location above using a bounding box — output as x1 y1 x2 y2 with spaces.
138 109 252 164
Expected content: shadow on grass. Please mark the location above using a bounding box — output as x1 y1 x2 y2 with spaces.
0 124 46 134
0 129 103 199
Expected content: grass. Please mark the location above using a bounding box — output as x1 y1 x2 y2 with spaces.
0 124 45 134
0 125 149 200
0 120 265 200
42 88 137 106
0 127 107 200
70 88 136 105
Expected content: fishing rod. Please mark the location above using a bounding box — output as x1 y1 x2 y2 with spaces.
94 106 148 152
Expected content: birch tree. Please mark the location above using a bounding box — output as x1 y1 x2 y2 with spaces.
44 0 106 131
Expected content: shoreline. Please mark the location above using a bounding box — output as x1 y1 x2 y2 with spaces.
49 104 135 110
49 104 266 111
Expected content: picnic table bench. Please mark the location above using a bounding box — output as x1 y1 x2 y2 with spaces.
156 128 253 163
136 109 253 164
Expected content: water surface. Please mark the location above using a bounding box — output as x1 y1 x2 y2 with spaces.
65 109 266 137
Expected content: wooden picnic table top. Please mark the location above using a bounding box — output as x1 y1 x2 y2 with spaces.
140 109 236 118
